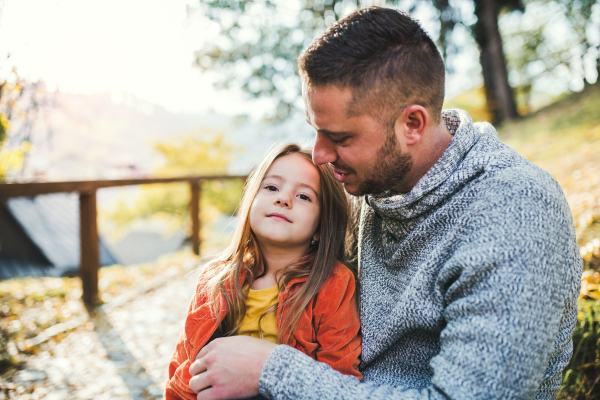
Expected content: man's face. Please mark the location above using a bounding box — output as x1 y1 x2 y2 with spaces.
305 85 412 196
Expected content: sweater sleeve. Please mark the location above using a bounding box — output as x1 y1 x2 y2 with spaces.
258 180 581 400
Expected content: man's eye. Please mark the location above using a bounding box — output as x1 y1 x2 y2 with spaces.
332 137 348 145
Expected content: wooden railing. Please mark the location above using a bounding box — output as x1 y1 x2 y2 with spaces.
0 176 246 305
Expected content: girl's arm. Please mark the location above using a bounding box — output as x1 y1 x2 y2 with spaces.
165 328 197 400
165 271 219 400
312 263 362 380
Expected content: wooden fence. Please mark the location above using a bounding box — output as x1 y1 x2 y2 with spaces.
0 176 246 305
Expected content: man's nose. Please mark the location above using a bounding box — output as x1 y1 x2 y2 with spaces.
312 132 338 166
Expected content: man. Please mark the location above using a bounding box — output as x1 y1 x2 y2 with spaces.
188 7 582 400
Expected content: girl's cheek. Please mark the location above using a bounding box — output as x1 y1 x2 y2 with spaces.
248 205 259 232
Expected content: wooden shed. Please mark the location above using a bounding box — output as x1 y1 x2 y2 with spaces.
0 193 117 280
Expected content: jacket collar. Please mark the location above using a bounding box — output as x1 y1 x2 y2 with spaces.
236 264 309 295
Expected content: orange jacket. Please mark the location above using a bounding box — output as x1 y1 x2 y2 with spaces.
165 261 362 400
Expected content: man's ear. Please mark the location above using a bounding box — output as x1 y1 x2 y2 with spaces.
394 105 429 146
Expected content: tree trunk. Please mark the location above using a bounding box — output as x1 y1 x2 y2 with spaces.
473 0 519 124
597 45 600 85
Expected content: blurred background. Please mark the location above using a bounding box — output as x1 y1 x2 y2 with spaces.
0 0 599 398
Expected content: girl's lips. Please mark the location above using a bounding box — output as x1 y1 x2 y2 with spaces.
267 213 291 223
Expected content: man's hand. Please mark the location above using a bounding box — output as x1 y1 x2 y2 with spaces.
189 336 277 400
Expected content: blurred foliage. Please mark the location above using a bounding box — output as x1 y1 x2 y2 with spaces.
192 0 362 121
559 300 600 399
581 266 600 301
0 68 52 180
443 86 492 122
437 0 524 123
580 240 600 303
501 0 600 113
192 0 518 122
0 141 31 180
101 131 244 241
194 0 500 122
193 0 599 124
432 0 522 59
0 112 7 144
563 0 598 66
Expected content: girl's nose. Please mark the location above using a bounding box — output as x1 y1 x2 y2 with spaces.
274 194 291 208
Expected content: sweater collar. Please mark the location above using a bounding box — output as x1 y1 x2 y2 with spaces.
365 109 483 225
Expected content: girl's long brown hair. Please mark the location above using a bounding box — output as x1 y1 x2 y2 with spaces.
196 143 350 344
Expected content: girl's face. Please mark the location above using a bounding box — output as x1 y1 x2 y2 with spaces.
249 153 321 251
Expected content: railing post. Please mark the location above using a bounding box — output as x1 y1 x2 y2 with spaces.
79 189 99 306
190 180 201 255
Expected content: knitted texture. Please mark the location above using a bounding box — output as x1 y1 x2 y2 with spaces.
258 109 583 400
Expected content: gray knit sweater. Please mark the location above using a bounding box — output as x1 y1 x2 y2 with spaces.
258 109 582 400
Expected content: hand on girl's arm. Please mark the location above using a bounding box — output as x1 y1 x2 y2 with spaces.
189 336 277 400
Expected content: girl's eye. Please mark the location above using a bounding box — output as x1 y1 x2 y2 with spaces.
298 194 311 201
264 184 278 191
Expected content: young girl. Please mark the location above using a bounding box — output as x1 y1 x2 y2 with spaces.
165 143 361 399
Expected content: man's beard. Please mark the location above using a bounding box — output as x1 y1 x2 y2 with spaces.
348 133 413 196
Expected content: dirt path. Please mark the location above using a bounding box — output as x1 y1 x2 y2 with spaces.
2 270 198 400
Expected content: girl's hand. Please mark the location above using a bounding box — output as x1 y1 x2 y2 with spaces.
189 336 277 400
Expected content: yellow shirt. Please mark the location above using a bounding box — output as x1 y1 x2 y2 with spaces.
236 285 279 344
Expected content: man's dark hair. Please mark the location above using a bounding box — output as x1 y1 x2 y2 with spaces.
298 7 445 125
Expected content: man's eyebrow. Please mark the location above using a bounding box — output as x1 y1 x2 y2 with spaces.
317 128 352 138
306 118 352 137
264 174 319 198
305 117 351 138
